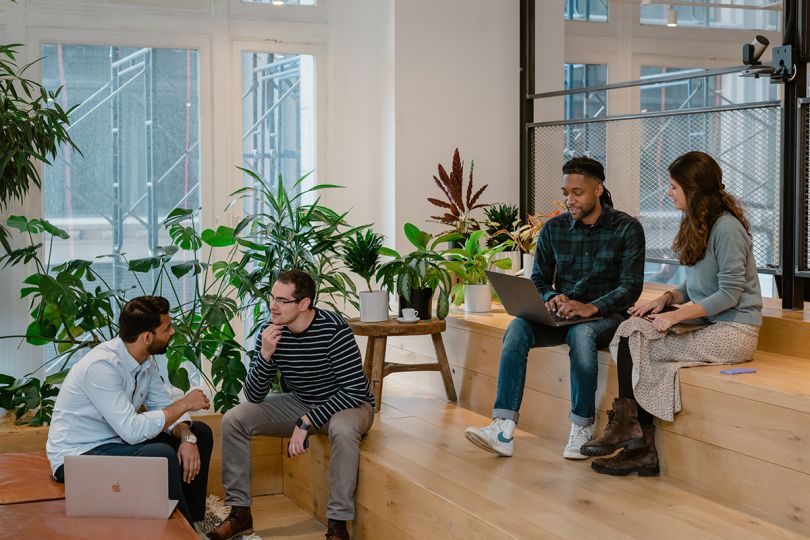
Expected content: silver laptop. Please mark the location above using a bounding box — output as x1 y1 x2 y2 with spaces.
485 270 602 327
64 455 178 519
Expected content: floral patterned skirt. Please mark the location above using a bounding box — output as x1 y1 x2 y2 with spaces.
609 317 759 421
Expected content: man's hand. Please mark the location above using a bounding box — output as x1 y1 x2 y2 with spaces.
260 324 284 361
287 416 310 458
177 441 201 483
556 300 598 319
181 389 210 413
545 294 570 314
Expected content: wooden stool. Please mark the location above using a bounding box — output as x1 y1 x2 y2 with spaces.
348 317 457 412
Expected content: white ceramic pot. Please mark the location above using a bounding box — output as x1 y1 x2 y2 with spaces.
464 283 492 313
522 253 535 279
490 251 520 274
359 290 389 322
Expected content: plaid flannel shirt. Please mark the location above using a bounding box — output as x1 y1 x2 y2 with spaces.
531 206 646 316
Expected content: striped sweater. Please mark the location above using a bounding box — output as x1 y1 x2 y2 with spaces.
243 308 375 429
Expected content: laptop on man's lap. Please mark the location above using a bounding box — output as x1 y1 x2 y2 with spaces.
485 270 602 327
65 455 178 519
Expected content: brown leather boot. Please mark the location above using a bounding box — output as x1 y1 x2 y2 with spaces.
207 506 253 540
325 518 350 540
580 398 644 457
590 425 660 477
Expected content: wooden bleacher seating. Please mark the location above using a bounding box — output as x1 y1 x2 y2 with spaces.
4 283 810 538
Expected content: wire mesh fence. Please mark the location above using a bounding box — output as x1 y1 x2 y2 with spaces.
529 103 781 270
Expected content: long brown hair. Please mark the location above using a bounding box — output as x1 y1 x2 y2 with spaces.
669 151 750 266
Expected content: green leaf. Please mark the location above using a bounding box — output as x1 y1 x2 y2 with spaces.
169 224 202 251
164 207 194 226
170 260 207 279
128 257 161 273
436 289 450 319
44 369 69 386
6 215 29 232
378 246 400 258
201 226 236 247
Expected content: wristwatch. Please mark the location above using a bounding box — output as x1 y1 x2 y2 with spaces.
295 417 312 431
183 434 198 444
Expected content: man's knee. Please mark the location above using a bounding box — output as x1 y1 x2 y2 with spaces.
503 317 535 348
328 421 362 446
222 404 250 436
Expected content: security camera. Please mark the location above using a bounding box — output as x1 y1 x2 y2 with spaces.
742 35 769 66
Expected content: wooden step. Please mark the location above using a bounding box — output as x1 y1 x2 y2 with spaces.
283 377 807 539
377 307 810 535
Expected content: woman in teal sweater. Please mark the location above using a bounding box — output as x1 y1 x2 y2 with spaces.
581 151 762 476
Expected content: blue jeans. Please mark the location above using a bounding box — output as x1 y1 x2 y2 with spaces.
493 315 623 426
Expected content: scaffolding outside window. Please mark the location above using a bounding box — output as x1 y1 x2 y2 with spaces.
640 1 779 31
564 63 607 163
40 44 201 376
240 51 315 345
564 0 608 22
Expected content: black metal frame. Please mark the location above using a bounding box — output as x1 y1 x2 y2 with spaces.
520 0 810 309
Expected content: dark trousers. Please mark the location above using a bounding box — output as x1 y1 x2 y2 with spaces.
54 421 213 524
616 337 654 426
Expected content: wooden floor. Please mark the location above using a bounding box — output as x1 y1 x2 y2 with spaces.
250 494 325 539
348 370 809 539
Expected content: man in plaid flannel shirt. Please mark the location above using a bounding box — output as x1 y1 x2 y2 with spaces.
465 157 645 460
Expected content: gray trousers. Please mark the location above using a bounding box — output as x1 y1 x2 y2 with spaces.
221 393 374 520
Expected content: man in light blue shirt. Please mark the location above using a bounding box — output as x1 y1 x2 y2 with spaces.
46 296 212 525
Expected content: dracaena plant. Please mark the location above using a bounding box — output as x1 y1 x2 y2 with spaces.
0 42 80 254
341 230 385 292
427 148 489 237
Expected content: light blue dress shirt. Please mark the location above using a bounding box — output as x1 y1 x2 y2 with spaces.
46 336 191 475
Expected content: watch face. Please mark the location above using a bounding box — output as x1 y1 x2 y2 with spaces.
185 434 198 444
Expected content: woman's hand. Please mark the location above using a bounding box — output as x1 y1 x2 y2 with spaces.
628 294 669 318
645 310 682 333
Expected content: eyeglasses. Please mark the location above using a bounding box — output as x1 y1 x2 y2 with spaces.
269 294 301 305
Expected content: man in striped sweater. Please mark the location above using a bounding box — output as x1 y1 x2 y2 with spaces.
208 270 375 540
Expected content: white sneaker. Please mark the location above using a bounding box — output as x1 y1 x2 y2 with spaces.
563 423 594 459
465 418 515 457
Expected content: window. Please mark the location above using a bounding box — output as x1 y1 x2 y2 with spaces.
640 66 776 113
563 63 607 162
564 0 608 22
240 50 315 339
241 51 315 212
40 44 201 376
640 1 779 31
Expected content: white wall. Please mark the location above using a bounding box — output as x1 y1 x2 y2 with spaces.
392 0 520 249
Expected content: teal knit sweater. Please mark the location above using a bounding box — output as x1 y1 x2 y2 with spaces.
674 213 762 326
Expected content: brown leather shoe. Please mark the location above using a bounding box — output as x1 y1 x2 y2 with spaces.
207 506 253 540
590 425 659 476
325 518 350 540
580 398 644 457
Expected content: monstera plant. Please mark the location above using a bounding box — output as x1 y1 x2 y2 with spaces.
0 170 364 425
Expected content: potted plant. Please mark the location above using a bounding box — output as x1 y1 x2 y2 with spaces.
494 203 565 278
376 223 459 320
443 230 512 313
484 203 521 274
342 230 389 322
427 148 489 239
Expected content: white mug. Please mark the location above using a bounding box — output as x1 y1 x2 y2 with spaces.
401 308 419 320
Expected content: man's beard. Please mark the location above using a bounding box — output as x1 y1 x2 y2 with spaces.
147 341 170 356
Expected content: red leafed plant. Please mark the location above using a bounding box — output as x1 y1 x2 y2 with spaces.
428 148 489 236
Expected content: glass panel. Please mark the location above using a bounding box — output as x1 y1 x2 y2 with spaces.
640 1 779 31
41 44 201 377
564 0 608 22
564 63 607 162
240 51 315 341
640 66 777 112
